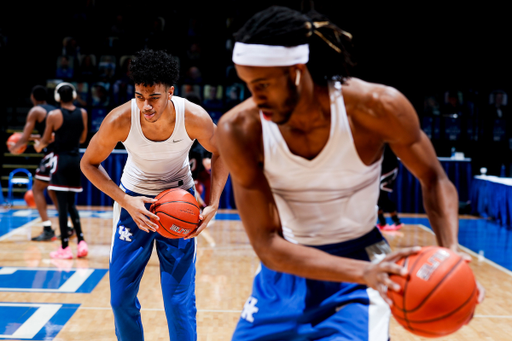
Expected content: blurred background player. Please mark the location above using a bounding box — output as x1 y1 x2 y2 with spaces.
376 144 403 231
35 82 88 259
8 85 60 241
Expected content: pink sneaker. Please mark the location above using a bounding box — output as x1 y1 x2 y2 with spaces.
382 223 404 231
50 246 73 259
77 240 88 258
376 223 388 230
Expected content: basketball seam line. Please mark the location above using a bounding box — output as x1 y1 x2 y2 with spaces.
154 211 199 225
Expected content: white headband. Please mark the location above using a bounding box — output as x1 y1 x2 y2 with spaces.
232 42 309 66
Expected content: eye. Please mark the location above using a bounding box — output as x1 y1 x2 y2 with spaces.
256 83 269 91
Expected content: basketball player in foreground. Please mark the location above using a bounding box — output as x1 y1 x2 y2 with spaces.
216 6 485 340
81 49 229 341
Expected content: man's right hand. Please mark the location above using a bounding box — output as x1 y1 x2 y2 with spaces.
362 246 422 305
122 195 160 233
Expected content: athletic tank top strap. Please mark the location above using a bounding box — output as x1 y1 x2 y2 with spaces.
261 81 382 246
120 97 195 196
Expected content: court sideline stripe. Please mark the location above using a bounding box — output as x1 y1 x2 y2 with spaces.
417 224 512 278
0 217 40 242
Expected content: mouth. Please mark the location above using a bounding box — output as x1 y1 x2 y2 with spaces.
261 111 273 121
143 111 156 119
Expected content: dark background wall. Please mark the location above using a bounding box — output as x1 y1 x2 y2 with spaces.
1 0 511 173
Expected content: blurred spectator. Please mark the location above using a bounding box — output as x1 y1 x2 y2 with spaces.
112 56 134 106
91 82 110 107
181 84 202 102
225 83 244 110
98 55 116 81
183 66 203 84
77 54 97 82
55 55 74 79
423 95 441 116
62 36 81 60
203 84 223 110
440 90 466 117
72 81 90 107
488 90 509 119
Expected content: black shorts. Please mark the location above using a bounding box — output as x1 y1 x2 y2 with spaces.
48 152 83 192
34 152 54 182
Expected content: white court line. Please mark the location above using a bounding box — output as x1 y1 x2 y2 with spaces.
417 224 512 278
0 217 40 242
78 306 242 313
0 267 95 293
0 303 61 339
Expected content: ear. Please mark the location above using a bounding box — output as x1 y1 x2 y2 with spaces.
168 86 175 98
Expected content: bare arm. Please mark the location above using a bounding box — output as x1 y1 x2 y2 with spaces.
216 102 416 300
34 110 58 153
80 102 159 232
375 87 459 251
9 108 41 154
184 100 230 238
80 108 88 144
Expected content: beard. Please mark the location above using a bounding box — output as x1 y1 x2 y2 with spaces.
273 76 300 125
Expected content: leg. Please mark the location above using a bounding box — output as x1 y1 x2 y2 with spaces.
31 180 56 241
49 191 73 259
66 192 83 241
33 179 51 222
110 200 155 341
156 237 197 341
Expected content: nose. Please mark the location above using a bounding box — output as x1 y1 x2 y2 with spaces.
143 100 152 111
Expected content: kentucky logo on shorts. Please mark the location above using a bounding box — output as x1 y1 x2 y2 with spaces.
241 297 259 323
119 226 133 242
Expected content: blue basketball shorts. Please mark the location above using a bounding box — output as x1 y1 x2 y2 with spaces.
109 184 197 341
232 227 392 341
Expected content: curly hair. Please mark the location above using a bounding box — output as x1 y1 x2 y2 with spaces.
129 49 179 87
234 6 355 85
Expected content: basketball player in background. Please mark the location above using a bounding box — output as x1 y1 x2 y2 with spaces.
376 144 403 231
34 82 88 259
9 85 60 241
80 49 229 341
216 6 485 340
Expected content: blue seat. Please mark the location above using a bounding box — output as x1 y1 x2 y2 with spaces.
7 168 33 205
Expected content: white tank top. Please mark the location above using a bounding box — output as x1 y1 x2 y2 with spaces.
261 81 382 246
120 96 195 196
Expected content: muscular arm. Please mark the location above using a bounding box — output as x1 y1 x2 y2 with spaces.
373 87 459 251
216 102 412 288
80 102 159 231
184 100 230 237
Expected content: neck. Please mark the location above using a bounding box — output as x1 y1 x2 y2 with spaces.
287 83 330 132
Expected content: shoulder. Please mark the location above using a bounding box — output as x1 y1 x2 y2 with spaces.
343 78 420 144
218 97 261 138
182 97 216 139
27 105 47 121
103 100 132 131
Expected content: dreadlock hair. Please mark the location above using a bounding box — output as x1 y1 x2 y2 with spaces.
129 49 179 88
234 6 355 86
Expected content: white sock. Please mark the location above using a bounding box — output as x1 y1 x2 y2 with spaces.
42 220 52 227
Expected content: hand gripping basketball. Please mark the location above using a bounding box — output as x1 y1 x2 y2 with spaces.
387 246 479 338
150 188 201 239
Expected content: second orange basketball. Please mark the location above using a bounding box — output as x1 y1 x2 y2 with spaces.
150 188 200 239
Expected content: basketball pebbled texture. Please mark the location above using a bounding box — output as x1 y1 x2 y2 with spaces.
149 188 200 239
388 246 478 338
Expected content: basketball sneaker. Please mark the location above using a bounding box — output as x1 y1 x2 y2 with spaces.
50 246 73 259
31 229 56 242
376 223 388 230
77 240 88 258
382 223 404 231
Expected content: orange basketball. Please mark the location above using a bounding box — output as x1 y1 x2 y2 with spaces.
388 246 478 338
24 190 36 208
6 132 26 153
149 188 200 239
